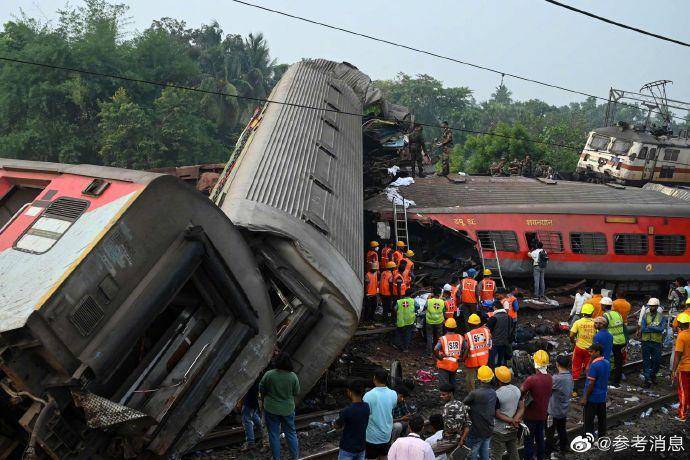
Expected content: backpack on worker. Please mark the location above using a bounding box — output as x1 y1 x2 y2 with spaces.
537 249 549 269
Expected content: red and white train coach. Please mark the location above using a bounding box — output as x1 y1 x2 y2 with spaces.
365 175 690 281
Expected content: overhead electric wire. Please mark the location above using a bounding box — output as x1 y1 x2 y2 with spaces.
0 55 583 151
544 0 690 48
229 0 688 124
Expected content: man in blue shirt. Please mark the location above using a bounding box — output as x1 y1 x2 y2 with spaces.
640 302 668 388
581 343 609 440
592 317 613 361
335 380 370 460
363 370 398 459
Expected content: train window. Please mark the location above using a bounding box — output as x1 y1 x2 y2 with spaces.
663 149 680 161
638 147 648 160
649 148 657 159
13 197 89 254
588 135 609 151
476 230 519 252
570 232 607 255
654 235 686 256
660 166 675 179
525 231 564 253
610 140 632 155
614 234 648 255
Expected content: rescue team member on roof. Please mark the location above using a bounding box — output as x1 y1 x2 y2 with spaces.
364 264 379 323
570 303 595 383
672 312 690 422
486 297 512 368
436 121 453 177
602 297 626 387
641 299 667 389
392 241 406 266
394 296 416 352
366 241 380 272
459 272 479 334
435 318 467 393
425 291 446 356
520 350 552 460
581 343 610 443
463 365 497 460
492 366 523 460
463 314 492 392
379 262 396 325
407 123 426 179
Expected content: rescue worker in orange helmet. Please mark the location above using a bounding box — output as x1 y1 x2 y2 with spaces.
435 318 467 393
392 240 406 266
363 263 379 322
379 261 396 324
365 241 380 273
463 313 492 392
459 271 479 334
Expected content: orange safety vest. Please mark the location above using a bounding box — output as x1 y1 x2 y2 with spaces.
505 295 517 319
379 270 394 296
392 250 404 266
451 285 460 303
479 278 496 302
464 326 491 368
461 278 478 304
366 249 379 270
402 258 414 284
444 299 457 319
436 333 463 372
381 246 392 269
365 271 378 296
392 271 407 296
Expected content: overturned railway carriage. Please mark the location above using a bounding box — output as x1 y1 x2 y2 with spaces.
211 59 369 401
576 125 690 185
0 160 276 458
365 176 690 281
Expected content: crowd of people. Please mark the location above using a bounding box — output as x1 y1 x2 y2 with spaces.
234 244 690 460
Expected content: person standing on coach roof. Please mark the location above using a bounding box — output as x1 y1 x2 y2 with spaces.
435 121 453 177
408 124 426 179
259 352 300 460
363 369 398 460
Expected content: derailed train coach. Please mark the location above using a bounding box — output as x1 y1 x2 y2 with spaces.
0 59 385 458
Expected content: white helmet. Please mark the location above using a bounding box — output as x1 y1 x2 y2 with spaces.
443 283 453 292
462 272 468 278
601 297 613 306
647 297 660 306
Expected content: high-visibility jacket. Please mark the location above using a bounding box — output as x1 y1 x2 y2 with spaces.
642 312 663 343
479 278 496 302
396 298 416 327
461 278 478 304
505 295 518 320
426 298 445 325
381 246 392 269
464 326 492 368
392 250 404 266
392 271 407 296
365 271 378 296
591 295 603 318
366 249 379 270
451 285 460 304
436 333 463 372
444 299 458 319
603 310 625 345
379 270 394 296
402 258 414 285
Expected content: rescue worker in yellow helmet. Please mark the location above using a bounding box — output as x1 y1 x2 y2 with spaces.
570 303 595 380
394 295 416 352
492 366 523 460
379 261 396 323
425 289 446 355
366 241 380 272
434 317 467 394
462 365 497 457
479 268 496 303
672 312 690 421
400 249 415 287
463 314 492 392
520 350 553 460
392 240 406 266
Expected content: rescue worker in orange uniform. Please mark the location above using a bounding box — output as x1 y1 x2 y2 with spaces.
479 269 496 303
379 262 396 324
363 265 379 322
400 250 415 287
590 291 604 318
392 241 406 266
442 284 457 320
366 241 380 272
612 291 631 322
463 313 492 391
392 265 407 325
434 318 467 393
380 242 393 270
459 273 479 334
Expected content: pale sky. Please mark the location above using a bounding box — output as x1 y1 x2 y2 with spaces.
3 0 690 109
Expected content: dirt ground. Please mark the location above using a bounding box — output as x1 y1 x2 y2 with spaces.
187 301 679 459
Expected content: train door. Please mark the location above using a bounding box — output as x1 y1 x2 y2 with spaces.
642 146 657 181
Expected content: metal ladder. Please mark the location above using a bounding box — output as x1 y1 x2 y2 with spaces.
478 240 506 289
393 200 410 250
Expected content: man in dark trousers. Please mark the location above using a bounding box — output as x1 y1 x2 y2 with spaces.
435 121 453 176
408 124 426 178
582 343 610 441
463 365 497 460
487 298 512 368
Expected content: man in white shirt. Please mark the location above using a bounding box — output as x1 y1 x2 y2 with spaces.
528 241 546 299
570 288 592 326
388 415 435 460
424 414 447 460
